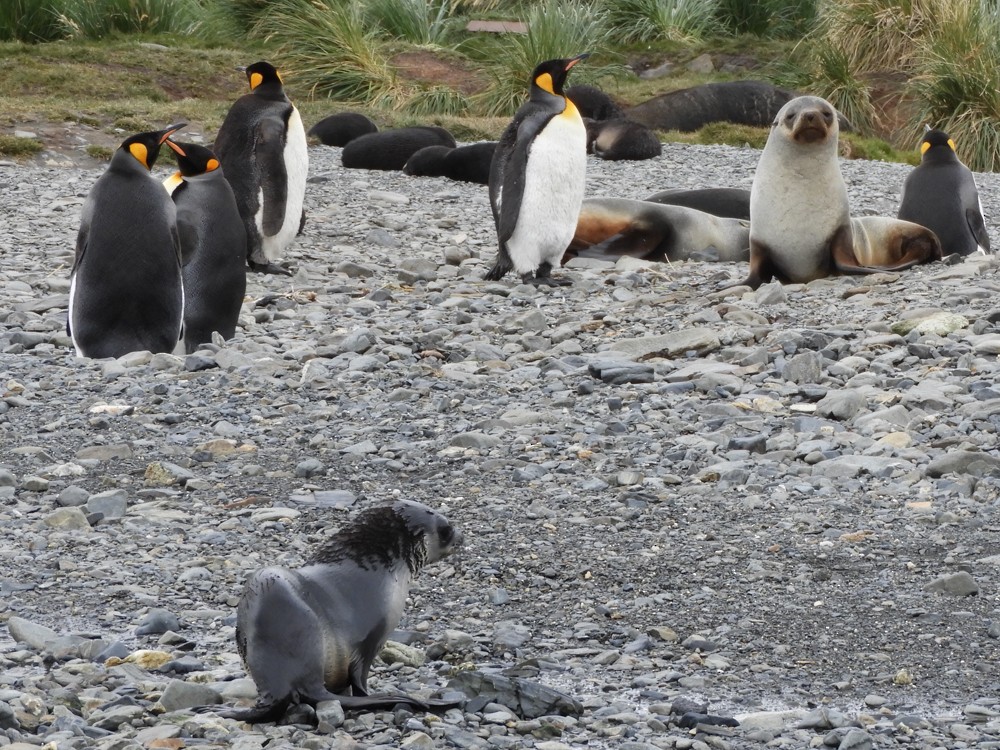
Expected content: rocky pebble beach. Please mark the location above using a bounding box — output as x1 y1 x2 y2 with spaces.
1 139 999 750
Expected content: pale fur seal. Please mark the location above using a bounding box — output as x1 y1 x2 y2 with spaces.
566 197 749 264
738 96 935 289
203 500 463 723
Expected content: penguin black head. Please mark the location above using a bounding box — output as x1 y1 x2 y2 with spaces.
241 61 283 91
530 54 589 99
919 126 956 157
119 122 186 171
164 140 221 177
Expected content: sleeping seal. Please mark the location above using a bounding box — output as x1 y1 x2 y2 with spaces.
203 500 463 722
566 197 750 263
738 96 936 289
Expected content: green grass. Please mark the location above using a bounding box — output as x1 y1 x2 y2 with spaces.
0 135 44 157
604 0 721 43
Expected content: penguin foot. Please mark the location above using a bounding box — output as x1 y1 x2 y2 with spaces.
249 260 295 276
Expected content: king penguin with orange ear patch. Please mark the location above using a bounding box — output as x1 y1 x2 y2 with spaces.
163 140 247 354
68 123 186 359
897 126 990 256
214 61 308 276
486 54 589 286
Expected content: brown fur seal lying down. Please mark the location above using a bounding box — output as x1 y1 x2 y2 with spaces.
644 187 751 221
737 95 939 289
565 197 750 264
199 500 463 723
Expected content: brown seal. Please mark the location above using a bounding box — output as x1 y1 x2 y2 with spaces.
201 500 463 723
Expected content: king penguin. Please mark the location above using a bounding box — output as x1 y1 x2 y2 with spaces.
214 60 308 276
68 123 186 359
897 127 990 256
486 54 589 286
163 140 247 353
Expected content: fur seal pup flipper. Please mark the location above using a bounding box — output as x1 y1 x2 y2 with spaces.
204 500 463 724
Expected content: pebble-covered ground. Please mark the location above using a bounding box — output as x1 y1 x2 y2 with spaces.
1 139 1000 750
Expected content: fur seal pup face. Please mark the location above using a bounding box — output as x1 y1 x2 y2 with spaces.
201 500 463 724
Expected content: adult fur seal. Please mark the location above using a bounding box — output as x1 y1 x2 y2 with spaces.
342 126 456 171
308 112 378 147
644 188 751 220
203 500 463 723
403 142 497 184
585 119 662 161
737 96 933 289
566 197 750 263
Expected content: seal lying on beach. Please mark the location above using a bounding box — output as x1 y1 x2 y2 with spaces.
202 500 463 722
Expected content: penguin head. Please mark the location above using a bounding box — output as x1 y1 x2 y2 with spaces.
919 127 957 159
164 140 221 177
119 122 186 171
530 54 589 99
242 61 283 91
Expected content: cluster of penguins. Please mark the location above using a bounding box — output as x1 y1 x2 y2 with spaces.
66 55 989 361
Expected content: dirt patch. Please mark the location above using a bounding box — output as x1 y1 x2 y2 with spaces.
391 51 489 97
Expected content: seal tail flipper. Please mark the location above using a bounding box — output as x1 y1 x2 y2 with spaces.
833 231 940 274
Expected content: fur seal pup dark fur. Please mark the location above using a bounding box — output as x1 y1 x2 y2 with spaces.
736 96 935 289
566 197 750 263
585 119 662 161
342 126 457 171
644 188 751 220
403 142 497 184
566 84 626 121
203 500 463 723
308 112 378 147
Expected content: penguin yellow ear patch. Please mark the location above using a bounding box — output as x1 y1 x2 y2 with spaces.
250 72 264 90
129 142 149 168
948 138 956 151
207 158 220 171
920 141 931 155
536 72 555 95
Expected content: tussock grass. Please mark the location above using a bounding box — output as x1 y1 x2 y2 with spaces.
605 0 721 43
364 0 458 46
788 41 877 134
0 0 67 42
715 0 816 38
472 0 620 117
0 135 44 157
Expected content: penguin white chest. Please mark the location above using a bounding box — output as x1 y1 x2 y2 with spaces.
260 106 309 261
506 113 587 275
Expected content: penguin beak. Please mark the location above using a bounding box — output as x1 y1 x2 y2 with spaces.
158 123 187 144
164 139 186 157
565 53 590 71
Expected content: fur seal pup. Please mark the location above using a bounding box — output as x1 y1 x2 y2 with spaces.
850 216 942 267
566 84 625 121
585 119 662 161
402 142 497 184
68 123 186 359
897 127 990 256
644 188 751 220
308 112 378 147
341 126 457 171
566 197 750 263
486 54 589 286
203 500 463 723
737 96 931 289
214 61 308 277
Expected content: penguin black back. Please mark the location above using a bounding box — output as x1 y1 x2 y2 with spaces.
164 140 247 353
69 124 186 359
897 127 990 256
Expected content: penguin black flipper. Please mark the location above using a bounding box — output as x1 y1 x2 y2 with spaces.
257 115 290 237
967 208 991 252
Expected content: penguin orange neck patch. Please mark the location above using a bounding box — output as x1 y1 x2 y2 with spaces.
250 72 263 90
206 158 220 172
536 72 555 95
129 142 150 169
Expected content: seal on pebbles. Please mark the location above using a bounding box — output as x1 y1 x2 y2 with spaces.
202 500 463 722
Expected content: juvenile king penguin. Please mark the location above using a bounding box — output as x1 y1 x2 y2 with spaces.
214 60 308 276
68 123 186 359
486 54 589 286
163 140 247 353
897 127 990 256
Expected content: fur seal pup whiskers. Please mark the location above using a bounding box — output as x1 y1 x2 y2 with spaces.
201 500 463 723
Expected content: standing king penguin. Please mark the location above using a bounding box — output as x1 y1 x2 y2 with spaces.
214 61 308 276
163 141 247 353
897 127 990 256
68 123 186 359
486 54 589 286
